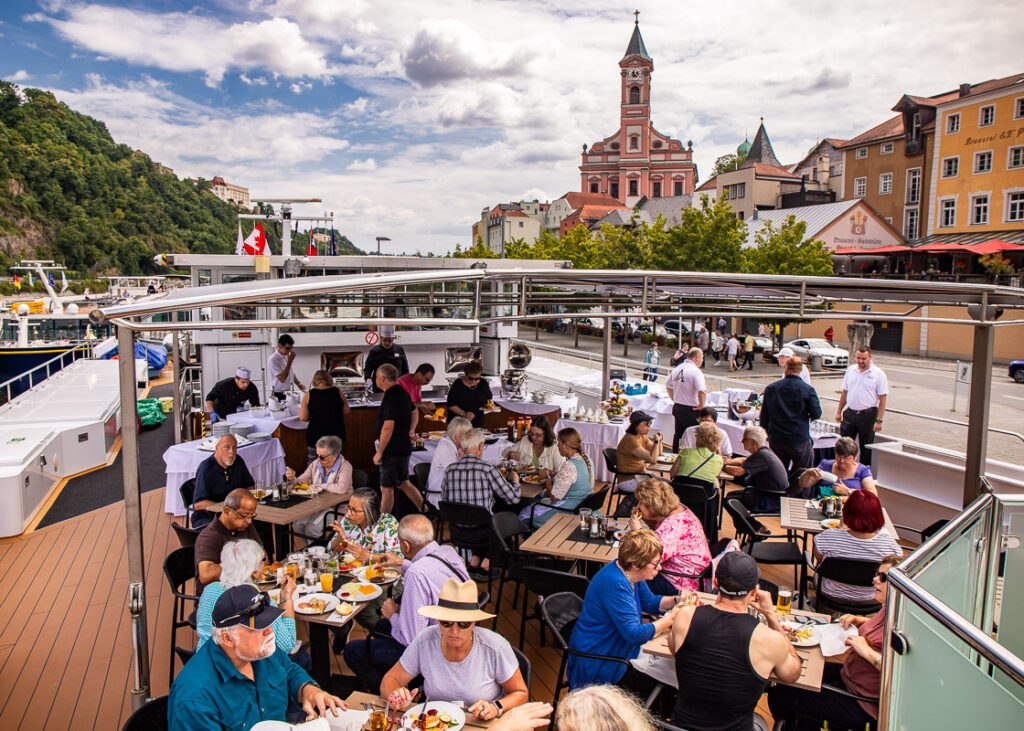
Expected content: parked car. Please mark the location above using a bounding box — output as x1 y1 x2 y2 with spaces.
784 338 850 368
752 336 773 353
661 319 691 341
1010 359 1024 383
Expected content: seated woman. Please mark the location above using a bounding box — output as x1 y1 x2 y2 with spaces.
504 415 564 475
425 417 473 508
813 490 901 604
798 436 877 498
615 411 663 493
195 539 302 663
288 435 354 542
769 555 901 730
519 427 594 529
670 422 724 484
381 578 528 722
556 685 657 731
567 529 682 689
629 479 711 594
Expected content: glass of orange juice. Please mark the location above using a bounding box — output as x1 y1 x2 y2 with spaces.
319 572 333 593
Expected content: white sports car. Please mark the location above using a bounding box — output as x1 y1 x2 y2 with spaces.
784 338 849 368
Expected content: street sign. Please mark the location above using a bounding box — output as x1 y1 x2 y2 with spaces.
956 362 972 384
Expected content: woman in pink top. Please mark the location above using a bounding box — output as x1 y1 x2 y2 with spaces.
628 479 711 593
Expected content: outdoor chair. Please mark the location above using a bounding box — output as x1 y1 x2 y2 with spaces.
521 485 611 529
893 518 948 545
725 499 804 603
163 546 199 681
438 500 496 593
170 520 201 548
121 695 168 731
806 555 881 615
178 478 200 528
490 512 535 628
671 476 720 543
771 683 877 731
602 448 641 511
412 462 441 532
512 646 532 699
518 566 590 650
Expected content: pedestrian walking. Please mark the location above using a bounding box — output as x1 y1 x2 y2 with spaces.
643 341 661 382
727 334 740 372
697 328 710 367
711 332 724 366
835 347 888 452
743 331 756 371
717 316 728 335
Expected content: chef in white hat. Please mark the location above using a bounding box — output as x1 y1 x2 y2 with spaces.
364 325 410 392
775 347 811 384
205 366 261 421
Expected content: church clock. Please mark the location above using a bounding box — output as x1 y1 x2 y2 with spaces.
627 67 643 81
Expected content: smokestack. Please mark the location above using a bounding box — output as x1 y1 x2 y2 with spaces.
959 83 971 97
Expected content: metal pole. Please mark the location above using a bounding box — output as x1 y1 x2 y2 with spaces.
601 301 612 402
171 318 182 445
118 325 150 709
963 322 994 507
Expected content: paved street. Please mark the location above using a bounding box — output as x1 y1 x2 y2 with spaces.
517 326 1024 463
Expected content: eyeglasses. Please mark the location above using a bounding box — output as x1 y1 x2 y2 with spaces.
465 376 481 382
873 571 889 584
646 560 662 571
230 506 256 521
438 620 474 629
216 592 269 627
346 505 364 514
528 431 544 439
317 454 332 461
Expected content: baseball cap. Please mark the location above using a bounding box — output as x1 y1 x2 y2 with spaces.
774 347 794 359
212 585 283 630
629 410 655 426
715 551 760 597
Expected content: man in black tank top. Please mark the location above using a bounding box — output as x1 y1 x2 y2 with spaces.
668 552 802 731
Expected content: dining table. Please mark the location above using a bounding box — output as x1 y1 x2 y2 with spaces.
519 511 627 563
552 417 628 482
780 497 900 542
641 592 829 692
289 584 370 688
344 691 497 729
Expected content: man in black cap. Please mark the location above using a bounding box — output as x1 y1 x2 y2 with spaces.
667 552 802 731
168 585 346 730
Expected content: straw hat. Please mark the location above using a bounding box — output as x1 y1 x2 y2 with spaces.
417 578 495 622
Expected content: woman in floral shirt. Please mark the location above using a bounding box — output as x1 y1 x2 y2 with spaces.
628 479 711 594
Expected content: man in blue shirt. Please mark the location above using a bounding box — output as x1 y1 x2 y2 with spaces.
759 356 822 479
192 435 255 529
168 585 345 730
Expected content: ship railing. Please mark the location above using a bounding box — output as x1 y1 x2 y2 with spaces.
0 343 94 404
881 488 1024 726
176 362 202 443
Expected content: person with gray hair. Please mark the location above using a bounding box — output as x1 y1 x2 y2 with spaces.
194 539 299 658
343 514 470 691
425 416 473 507
798 435 878 497
555 684 655 731
723 425 790 512
191 434 255 528
287 434 354 542
194 487 262 587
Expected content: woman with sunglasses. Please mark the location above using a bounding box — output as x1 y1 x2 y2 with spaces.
445 361 493 428
382 578 528 722
769 555 902 730
287 435 354 543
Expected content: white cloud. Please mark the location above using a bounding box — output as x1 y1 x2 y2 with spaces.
290 81 313 94
346 158 377 171
240 73 268 86
9 69 30 81
400 19 534 87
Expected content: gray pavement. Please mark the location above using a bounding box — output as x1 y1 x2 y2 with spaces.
516 325 1024 463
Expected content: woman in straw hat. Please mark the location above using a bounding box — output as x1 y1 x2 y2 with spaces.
381 578 528 721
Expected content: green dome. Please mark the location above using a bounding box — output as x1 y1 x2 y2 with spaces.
737 137 751 156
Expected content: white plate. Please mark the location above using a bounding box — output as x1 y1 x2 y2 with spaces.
819 518 842 530
294 592 340 615
781 621 820 647
613 529 627 541
818 471 838 484
402 701 467 730
336 581 383 602
291 484 323 496
351 566 402 585
657 454 676 464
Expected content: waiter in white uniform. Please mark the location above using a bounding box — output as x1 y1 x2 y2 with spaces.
835 346 888 451
267 333 305 400
666 346 707 452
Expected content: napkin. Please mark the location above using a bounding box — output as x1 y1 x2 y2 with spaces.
815 622 859 657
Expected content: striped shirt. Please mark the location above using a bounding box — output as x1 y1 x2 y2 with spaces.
440 454 520 512
813 529 900 602
391 542 469 646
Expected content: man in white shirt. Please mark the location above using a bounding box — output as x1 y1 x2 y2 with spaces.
267 334 305 400
774 347 811 385
726 334 740 371
835 346 888 451
666 347 707 452
680 406 734 456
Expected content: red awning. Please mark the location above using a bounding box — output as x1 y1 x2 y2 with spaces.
966 240 1024 255
833 245 912 255
911 242 970 253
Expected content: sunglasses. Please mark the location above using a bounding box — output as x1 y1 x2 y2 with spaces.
465 376 481 382
216 592 269 627
317 454 332 461
874 571 889 584
438 620 474 629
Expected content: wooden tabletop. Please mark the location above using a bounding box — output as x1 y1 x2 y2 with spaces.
780 497 900 541
642 592 829 692
519 511 627 563
208 490 349 526
345 691 495 728
646 453 677 476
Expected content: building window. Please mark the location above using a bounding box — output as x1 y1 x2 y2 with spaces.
880 141 894 155
946 113 960 134
630 86 640 104
940 199 956 228
906 168 921 204
628 179 638 197
1009 146 1024 169
903 208 919 241
674 181 683 196
853 177 867 197
735 182 745 198
971 195 989 225
590 182 599 193
1016 97 1024 120
910 112 921 141
652 181 661 197
518 221 524 227
855 147 868 160
974 150 993 174
979 105 995 127
941 156 959 178
738 211 744 220
610 182 619 199
1007 192 1024 222
879 173 893 195
630 136 639 150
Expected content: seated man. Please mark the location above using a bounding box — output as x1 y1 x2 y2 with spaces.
398 363 437 417
194 488 262 588
441 428 520 580
168 584 345 730
679 406 734 456
343 514 470 690
668 552 802 731
191 435 255 529
723 425 789 512
205 366 261 422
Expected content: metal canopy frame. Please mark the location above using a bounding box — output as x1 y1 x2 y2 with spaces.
98 268 1024 708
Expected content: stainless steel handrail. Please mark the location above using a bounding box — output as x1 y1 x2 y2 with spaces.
895 492 996 573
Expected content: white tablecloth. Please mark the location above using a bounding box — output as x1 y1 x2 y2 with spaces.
409 436 513 470
163 437 287 516
554 418 629 482
494 395 577 416
719 417 840 457
226 406 302 435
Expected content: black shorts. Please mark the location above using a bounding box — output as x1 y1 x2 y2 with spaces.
379 454 410 488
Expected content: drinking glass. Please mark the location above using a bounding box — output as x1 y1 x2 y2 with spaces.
319 572 333 593
579 508 592 530
369 700 388 731
777 588 793 615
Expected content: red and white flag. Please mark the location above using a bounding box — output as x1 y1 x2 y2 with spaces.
307 231 317 257
241 222 267 255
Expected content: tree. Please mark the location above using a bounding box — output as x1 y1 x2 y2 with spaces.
979 253 1016 276
743 215 833 276
713 152 747 175
658 195 746 272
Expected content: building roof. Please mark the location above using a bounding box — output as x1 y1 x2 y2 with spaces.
621 23 651 63
561 191 625 209
750 163 800 180
739 122 782 169
742 199 862 248
637 194 694 226
840 115 904 148
210 176 226 186
913 230 1024 247
694 175 717 192
575 202 629 221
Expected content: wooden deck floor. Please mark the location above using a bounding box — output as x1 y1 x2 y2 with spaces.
0 487 858 730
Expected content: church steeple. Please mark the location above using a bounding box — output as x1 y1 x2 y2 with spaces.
740 119 782 168
621 12 652 63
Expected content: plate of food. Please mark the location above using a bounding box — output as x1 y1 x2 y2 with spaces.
521 474 546 485
259 561 284 585
613 529 627 541
427 431 446 441
402 701 465 730
657 454 676 464
294 592 340 615
336 581 383 602
820 518 841 530
360 566 401 585
290 483 322 496
781 621 820 647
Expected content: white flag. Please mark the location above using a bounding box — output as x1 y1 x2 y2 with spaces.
60 271 69 292
235 222 244 255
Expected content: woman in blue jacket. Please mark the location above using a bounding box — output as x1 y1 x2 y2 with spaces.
567 529 682 689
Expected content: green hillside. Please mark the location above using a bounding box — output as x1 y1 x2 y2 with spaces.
0 82 361 275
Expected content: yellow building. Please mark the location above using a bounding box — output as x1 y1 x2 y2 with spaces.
927 73 1024 239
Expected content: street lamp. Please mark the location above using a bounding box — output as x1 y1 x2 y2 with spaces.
375 236 391 255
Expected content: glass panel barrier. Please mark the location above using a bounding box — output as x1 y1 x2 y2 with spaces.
996 509 1024 699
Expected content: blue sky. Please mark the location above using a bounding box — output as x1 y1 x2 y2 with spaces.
1 1 1020 255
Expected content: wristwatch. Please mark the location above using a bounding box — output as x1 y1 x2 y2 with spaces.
493 700 504 718
875 419 883 424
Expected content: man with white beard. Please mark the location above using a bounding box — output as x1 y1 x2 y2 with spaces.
169 585 346 730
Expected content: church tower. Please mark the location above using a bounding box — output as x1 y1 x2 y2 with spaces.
580 15 697 206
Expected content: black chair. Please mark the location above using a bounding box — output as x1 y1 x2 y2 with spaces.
602 448 641 510
522 485 611 528
121 695 168 731
725 499 804 601
758 578 780 604
893 518 948 545
540 591 629 711
163 547 199 681
173 647 195 667
178 478 200 528
771 684 877 731
806 555 882 615
491 512 535 627
519 566 590 651
171 521 201 548
352 468 371 489
512 646 532 699
411 462 442 530
439 501 496 591
671 476 720 543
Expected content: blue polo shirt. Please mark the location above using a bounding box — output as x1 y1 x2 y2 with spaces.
192 454 255 528
168 638 312 731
